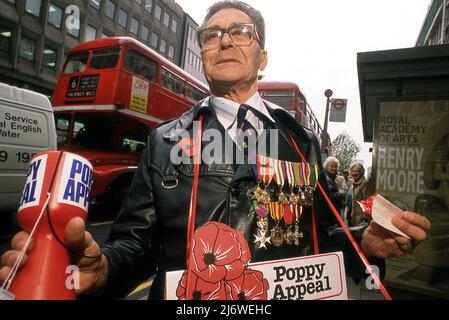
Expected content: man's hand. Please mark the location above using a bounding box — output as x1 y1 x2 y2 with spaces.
361 211 431 259
0 217 109 295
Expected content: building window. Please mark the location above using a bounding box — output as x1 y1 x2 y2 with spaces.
163 13 170 27
140 25 149 42
119 8 128 28
85 25 97 42
89 0 100 10
25 0 41 17
48 3 63 29
19 36 35 62
189 50 194 65
171 19 177 34
188 25 194 41
168 45 174 59
159 38 166 54
144 0 152 13
67 16 80 38
154 5 161 20
130 17 139 35
186 49 191 65
42 46 57 70
150 32 158 48
105 0 116 19
0 27 12 53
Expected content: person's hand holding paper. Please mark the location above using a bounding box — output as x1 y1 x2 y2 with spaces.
359 194 431 258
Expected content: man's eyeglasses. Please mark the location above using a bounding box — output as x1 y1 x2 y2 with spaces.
197 24 260 48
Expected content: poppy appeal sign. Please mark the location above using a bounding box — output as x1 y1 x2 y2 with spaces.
165 222 347 300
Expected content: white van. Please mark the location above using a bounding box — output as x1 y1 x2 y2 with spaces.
0 83 57 219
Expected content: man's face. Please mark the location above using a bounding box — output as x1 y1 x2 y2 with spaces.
325 162 338 175
200 8 267 91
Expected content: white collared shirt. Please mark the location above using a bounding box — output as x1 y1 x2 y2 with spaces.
203 92 276 142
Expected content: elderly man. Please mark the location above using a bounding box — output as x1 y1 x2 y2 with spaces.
324 157 346 215
0 0 431 300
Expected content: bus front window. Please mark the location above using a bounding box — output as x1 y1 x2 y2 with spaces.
63 52 89 74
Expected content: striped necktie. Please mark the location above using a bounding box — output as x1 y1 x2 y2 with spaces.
236 104 258 161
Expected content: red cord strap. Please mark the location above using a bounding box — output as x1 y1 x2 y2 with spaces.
185 115 203 300
287 132 392 300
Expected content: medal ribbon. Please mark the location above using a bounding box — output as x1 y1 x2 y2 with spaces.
255 155 273 185
309 164 318 188
300 163 306 187
305 163 310 187
283 205 293 225
266 157 276 185
285 161 296 187
274 159 286 187
292 204 302 222
270 202 284 221
265 156 275 185
293 162 303 186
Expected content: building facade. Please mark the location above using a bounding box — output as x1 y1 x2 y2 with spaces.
0 0 205 97
179 13 206 84
416 0 449 46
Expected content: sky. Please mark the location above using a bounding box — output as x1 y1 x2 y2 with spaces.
174 0 432 169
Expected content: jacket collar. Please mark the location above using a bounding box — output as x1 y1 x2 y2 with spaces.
161 99 212 140
160 97 319 166
162 98 289 139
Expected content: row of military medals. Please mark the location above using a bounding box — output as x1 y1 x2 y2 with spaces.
251 155 318 249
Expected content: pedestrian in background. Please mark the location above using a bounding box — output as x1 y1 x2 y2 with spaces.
324 156 346 216
350 162 372 226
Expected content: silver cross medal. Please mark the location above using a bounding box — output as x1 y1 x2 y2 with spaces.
293 222 303 246
254 229 271 249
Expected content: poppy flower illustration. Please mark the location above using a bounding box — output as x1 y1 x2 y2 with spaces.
176 270 228 300
226 269 269 300
191 222 251 283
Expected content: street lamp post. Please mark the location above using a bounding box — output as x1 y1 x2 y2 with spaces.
321 89 333 154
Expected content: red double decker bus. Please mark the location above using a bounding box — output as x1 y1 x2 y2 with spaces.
52 37 208 217
258 81 329 149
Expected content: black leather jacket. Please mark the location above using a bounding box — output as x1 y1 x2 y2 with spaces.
99 102 375 300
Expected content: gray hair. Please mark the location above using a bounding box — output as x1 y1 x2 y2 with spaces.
200 0 266 49
324 156 340 170
349 162 365 176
